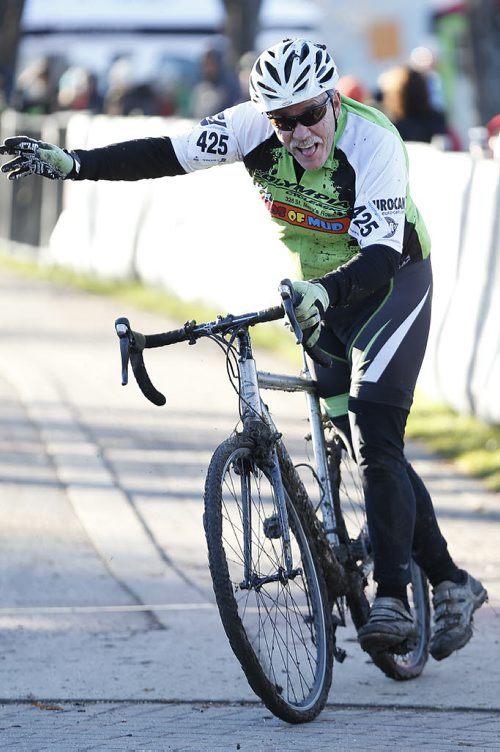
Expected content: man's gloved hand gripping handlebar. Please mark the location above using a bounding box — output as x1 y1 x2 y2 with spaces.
279 279 334 368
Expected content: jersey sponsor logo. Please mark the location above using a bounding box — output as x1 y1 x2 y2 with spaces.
383 216 398 238
254 172 346 214
373 197 406 212
199 113 227 127
268 199 349 233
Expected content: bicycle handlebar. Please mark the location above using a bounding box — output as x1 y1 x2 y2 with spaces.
115 284 333 406
115 317 167 406
278 279 303 343
115 305 285 406
279 279 335 369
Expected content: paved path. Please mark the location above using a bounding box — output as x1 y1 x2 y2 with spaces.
1 701 500 751
0 267 499 750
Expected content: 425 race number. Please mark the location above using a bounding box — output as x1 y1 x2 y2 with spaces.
196 130 229 155
351 205 380 237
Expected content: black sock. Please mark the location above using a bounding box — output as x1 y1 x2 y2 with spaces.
428 565 466 588
441 568 467 586
376 585 410 612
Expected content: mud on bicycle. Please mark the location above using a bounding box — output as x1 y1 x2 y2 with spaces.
114 280 431 724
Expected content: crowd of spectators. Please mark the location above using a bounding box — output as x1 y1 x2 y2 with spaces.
1 44 498 159
0 45 247 120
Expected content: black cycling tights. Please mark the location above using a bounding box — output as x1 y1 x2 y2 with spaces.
337 399 460 592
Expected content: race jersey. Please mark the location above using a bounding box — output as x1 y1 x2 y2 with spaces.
73 96 431 303
170 96 431 280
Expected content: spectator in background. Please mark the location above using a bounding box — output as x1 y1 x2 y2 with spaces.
409 45 461 151
236 50 258 103
154 64 187 117
377 65 448 145
11 57 54 114
189 46 240 119
486 114 500 159
103 57 158 117
469 114 500 160
409 45 446 113
113 82 159 117
57 67 103 113
336 74 368 104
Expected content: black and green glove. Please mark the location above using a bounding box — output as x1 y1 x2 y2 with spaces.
0 136 77 180
291 280 330 348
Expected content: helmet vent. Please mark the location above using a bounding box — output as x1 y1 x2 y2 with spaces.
284 53 297 82
318 68 334 84
299 43 310 63
265 61 282 85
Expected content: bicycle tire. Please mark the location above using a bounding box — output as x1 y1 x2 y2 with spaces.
203 434 333 724
327 434 431 681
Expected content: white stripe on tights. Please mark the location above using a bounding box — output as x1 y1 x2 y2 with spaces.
361 286 430 384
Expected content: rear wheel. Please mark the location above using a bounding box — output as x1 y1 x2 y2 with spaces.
327 433 430 680
204 434 333 723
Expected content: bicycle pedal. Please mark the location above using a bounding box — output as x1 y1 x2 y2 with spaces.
331 613 344 628
334 645 347 663
389 637 417 656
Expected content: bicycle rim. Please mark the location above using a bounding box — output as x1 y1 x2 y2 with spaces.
329 437 431 680
204 435 333 723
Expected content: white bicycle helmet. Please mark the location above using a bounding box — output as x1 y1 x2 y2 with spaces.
249 39 339 113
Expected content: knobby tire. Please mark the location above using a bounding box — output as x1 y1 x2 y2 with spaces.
203 434 334 724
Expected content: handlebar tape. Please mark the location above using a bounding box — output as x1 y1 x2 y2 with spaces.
115 320 167 406
129 348 166 406
302 343 335 369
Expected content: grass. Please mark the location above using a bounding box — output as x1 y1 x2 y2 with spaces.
406 393 500 492
2 251 499 492
0 252 298 361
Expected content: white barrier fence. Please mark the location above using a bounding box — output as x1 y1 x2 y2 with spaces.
407 145 500 425
49 113 297 312
2 112 499 424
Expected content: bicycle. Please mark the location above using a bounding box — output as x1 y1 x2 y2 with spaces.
114 280 431 724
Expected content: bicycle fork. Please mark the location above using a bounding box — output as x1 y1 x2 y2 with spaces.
237 344 299 588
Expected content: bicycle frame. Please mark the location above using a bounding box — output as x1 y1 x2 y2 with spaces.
258 367 340 549
234 327 340 556
115 309 341 566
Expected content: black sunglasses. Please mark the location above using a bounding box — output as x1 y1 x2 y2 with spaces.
268 93 333 132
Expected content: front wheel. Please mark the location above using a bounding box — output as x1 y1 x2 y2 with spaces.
203 434 333 724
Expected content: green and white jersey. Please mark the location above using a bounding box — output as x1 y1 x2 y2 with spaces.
171 96 431 280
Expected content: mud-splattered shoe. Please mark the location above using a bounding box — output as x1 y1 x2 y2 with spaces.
358 597 417 654
430 573 487 661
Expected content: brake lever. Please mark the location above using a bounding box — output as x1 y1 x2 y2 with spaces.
115 317 131 386
114 317 166 406
278 279 334 368
278 278 303 344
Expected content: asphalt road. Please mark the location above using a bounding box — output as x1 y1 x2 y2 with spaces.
0 267 499 751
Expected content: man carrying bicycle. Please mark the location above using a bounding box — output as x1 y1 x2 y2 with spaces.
0 38 487 661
